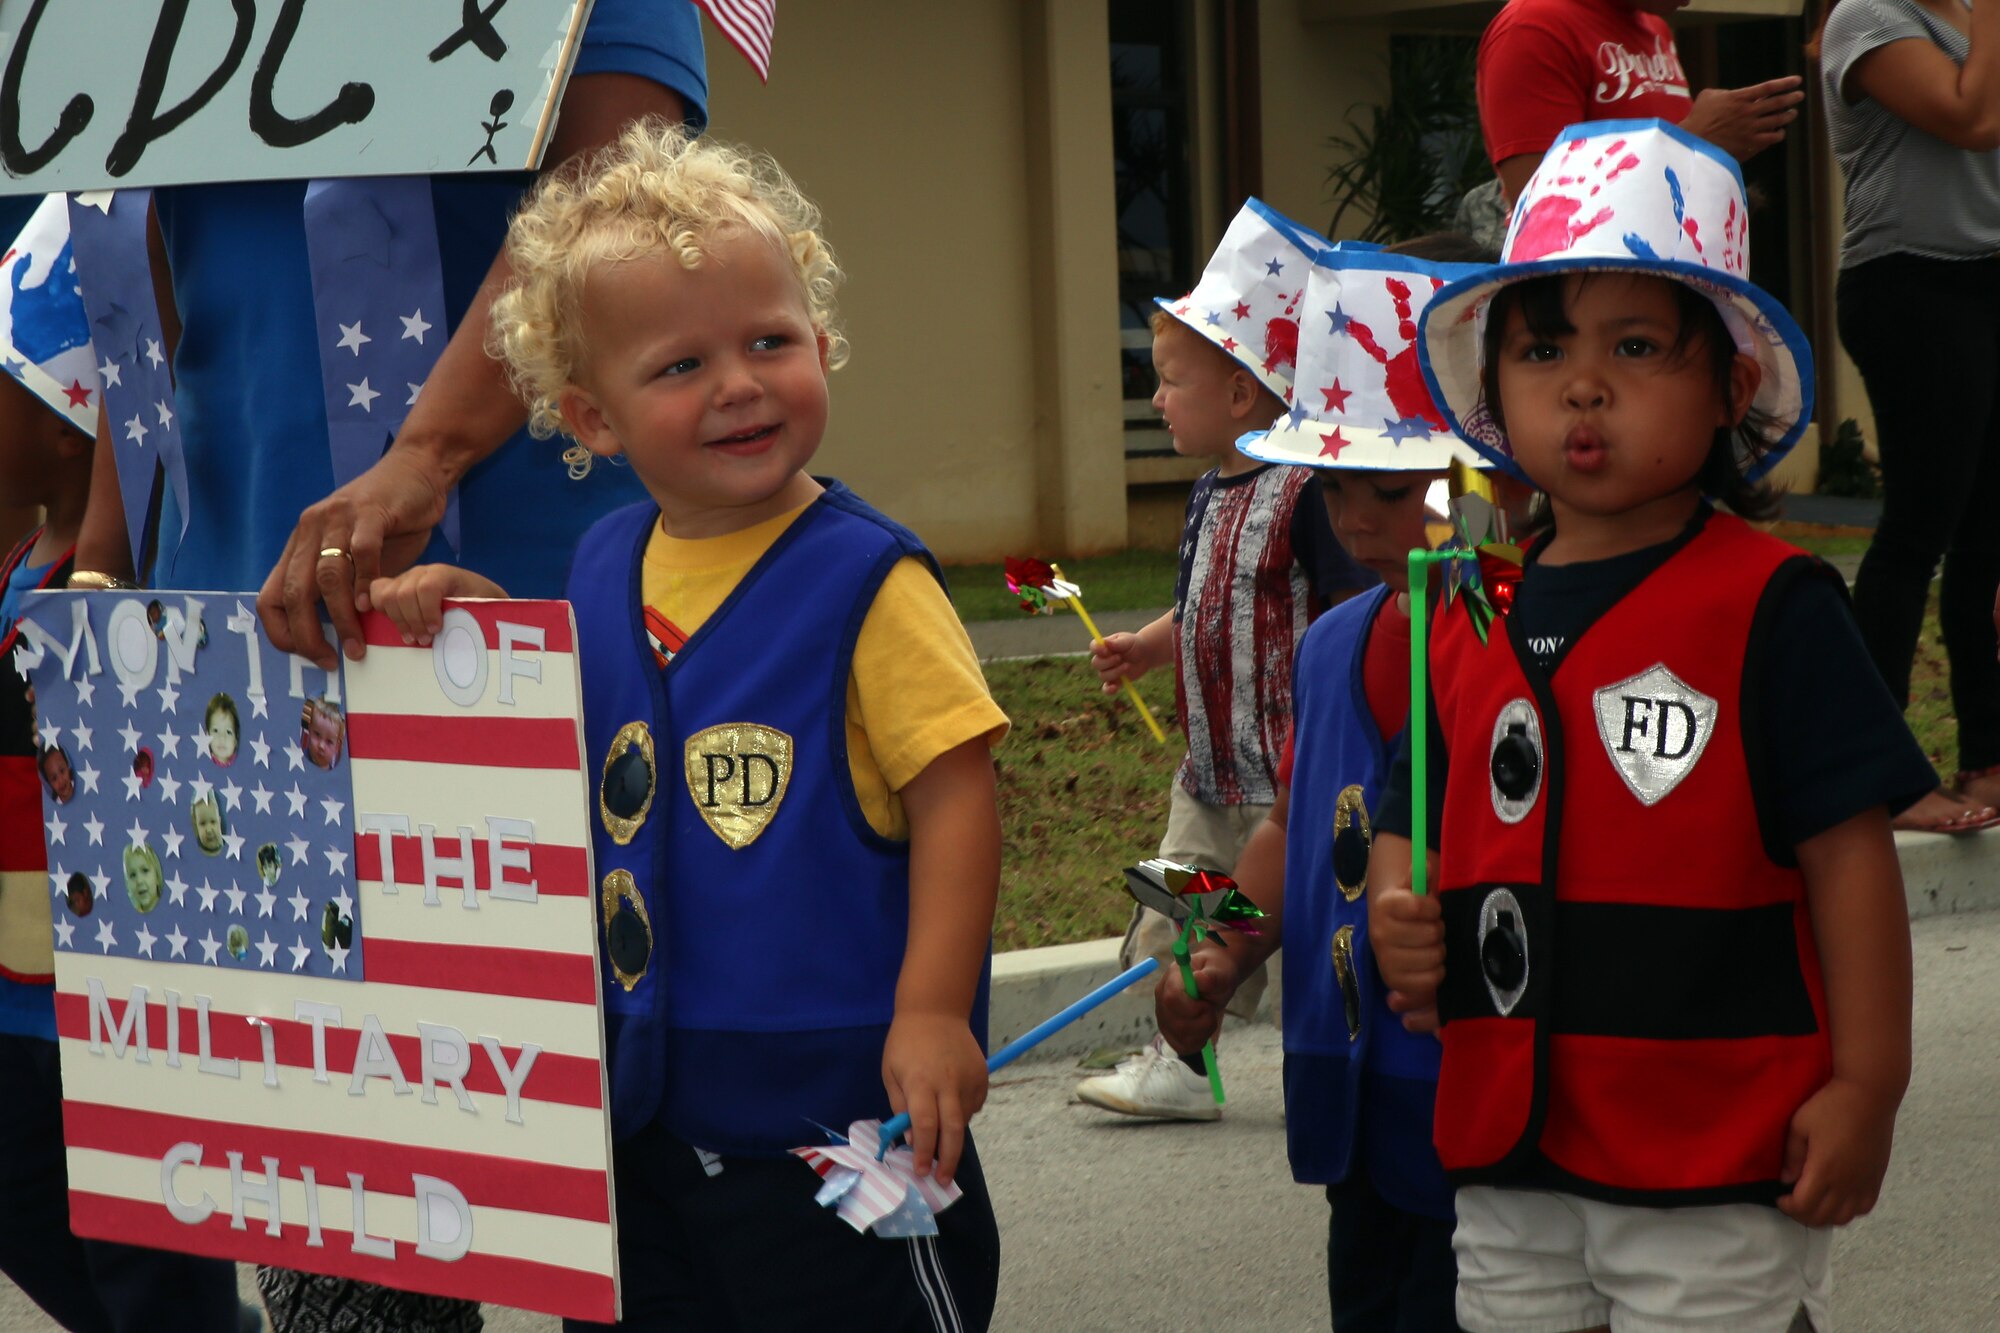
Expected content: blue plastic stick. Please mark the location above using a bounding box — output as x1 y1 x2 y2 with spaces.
876 956 1162 1157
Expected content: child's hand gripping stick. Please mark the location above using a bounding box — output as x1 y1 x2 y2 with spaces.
875 957 1162 1157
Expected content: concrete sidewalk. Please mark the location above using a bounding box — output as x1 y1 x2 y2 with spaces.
23 909 1976 1333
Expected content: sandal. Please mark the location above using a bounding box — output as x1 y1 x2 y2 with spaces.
1955 764 2000 809
1891 786 2000 835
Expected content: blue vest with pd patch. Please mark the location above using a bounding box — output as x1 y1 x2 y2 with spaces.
1283 584 1451 1217
568 483 989 1155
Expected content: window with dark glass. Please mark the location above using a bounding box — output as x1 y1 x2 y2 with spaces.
1111 0 1196 448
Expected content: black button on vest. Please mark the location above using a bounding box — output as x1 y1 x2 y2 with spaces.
1482 909 1527 991
608 899 651 976
604 747 652 819
1491 724 1539 801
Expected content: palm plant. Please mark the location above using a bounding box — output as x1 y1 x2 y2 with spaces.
1324 36 1489 244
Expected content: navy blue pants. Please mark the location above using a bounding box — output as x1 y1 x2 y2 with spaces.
0 1033 244 1332
564 1122 999 1332
1325 1167 1463 1333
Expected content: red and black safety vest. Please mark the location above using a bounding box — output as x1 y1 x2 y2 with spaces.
1430 513 1834 1206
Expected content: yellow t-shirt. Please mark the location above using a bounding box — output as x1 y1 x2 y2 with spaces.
642 501 1008 840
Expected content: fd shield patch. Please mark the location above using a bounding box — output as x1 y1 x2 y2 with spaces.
1593 663 1717 807
684 723 794 849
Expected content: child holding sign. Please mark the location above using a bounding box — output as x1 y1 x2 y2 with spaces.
369 123 1008 1330
1371 121 1934 1332
0 197 247 1333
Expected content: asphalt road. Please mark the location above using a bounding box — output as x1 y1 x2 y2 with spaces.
7 911 1997 1332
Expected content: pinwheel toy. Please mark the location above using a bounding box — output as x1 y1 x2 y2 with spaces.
1002 556 1169 746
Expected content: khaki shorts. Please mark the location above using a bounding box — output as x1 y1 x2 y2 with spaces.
1120 783 1272 1022
1453 1186 1831 1333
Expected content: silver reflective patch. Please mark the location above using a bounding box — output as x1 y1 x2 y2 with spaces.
1592 663 1718 807
1488 698 1545 824
1477 887 1529 1016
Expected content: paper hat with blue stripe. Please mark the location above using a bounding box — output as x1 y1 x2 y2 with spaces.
0 194 100 436
1416 119 1814 485
1239 243 1492 472
1155 198 1331 406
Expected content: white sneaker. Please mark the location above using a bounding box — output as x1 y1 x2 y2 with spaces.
1074 1036 1220 1121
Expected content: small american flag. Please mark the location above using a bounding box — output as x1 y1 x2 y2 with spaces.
21 593 618 1322
693 0 777 81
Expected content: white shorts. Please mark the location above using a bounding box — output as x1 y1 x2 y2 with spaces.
1453 1186 1831 1333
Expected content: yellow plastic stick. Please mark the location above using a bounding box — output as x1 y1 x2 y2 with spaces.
1050 563 1170 746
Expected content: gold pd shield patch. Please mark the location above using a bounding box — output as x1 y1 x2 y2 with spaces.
684 723 793 849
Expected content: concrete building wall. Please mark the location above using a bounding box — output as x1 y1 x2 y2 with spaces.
699 2 1392 560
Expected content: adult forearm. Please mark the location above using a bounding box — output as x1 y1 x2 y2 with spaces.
388 262 526 493
1963 0 2000 133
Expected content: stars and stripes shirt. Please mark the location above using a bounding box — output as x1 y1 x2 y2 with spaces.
1172 463 1372 806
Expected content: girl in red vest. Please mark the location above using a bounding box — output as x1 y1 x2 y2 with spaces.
1370 120 1935 1333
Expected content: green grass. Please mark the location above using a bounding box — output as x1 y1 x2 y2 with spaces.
1904 590 1955 776
1766 521 1873 562
985 656 1182 951
943 550 1179 622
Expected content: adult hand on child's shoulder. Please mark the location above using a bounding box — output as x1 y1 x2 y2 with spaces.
882 1010 988 1188
1156 942 1235 1052
1776 1076 1900 1228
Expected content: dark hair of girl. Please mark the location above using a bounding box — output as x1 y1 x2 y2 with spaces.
1478 273 1781 523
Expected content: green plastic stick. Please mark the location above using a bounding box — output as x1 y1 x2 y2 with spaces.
1171 928 1225 1106
1406 549 1474 897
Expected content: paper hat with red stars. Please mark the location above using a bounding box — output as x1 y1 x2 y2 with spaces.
1417 119 1813 485
1238 243 1492 472
0 194 100 436
1155 199 1331 406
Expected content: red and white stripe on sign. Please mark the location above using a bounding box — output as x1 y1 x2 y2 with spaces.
56 601 616 1323
693 0 777 81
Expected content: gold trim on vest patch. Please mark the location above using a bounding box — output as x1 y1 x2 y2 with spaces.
601 869 654 992
1333 785 1371 903
1592 663 1717 807
600 721 657 846
684 723 794 849
1331 924 1361 1041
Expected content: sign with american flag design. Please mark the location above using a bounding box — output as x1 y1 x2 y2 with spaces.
14 591 616 1323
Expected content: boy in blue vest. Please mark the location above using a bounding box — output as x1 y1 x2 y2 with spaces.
369 122 1008 1331
1155 238 1491 1332
1078 201 1371 1121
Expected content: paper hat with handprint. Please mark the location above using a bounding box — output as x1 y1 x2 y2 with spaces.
1416 119 1813 485
1155 198 1330 405
0 194 100 435
1239 244 1492 472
